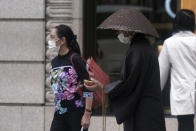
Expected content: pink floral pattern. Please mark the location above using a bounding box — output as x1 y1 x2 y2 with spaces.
50 66 84 114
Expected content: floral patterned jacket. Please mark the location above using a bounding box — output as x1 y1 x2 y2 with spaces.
50 51 93 114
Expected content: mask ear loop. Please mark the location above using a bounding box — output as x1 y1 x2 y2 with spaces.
128 31 135 36
133 32 136 36
128 32 135 45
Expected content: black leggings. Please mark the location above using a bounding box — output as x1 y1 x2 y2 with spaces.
177 115 194 131
50 108 88 131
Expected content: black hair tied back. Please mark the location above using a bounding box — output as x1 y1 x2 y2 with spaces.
55 25 81 55
70 35 77 45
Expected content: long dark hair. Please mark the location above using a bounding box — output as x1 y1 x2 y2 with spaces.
55 25 81 55
173 9 195 33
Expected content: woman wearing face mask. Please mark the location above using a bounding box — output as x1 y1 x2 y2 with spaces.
49 24 93 131
85 31 166 131
117 31 134 44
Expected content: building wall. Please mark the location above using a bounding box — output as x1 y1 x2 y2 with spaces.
0 0 45 131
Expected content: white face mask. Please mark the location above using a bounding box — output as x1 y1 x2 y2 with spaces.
48 40 60 52
117 33 132 44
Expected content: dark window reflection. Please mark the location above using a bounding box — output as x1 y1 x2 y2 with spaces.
84 0 179 115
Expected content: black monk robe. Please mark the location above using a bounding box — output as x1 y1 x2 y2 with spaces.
105 34 166 131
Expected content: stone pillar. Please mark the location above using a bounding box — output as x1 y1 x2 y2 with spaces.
0 0 45 131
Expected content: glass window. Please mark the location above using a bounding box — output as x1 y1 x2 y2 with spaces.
83 0 180 116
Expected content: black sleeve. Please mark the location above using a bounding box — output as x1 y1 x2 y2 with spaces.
108 48 142 99
72 55 93 95
106 48 144 124
72 55 89 82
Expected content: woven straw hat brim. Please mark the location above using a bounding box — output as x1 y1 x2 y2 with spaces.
98 9 159 38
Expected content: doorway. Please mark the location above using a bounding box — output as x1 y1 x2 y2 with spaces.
83 0 179 115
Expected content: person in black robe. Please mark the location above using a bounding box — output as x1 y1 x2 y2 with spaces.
85 32 166 131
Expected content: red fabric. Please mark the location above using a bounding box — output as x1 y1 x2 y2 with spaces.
87 57 110 109
71 54 110 109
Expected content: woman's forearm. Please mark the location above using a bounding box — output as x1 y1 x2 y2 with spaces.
85 97 93 111
81 97 93 129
